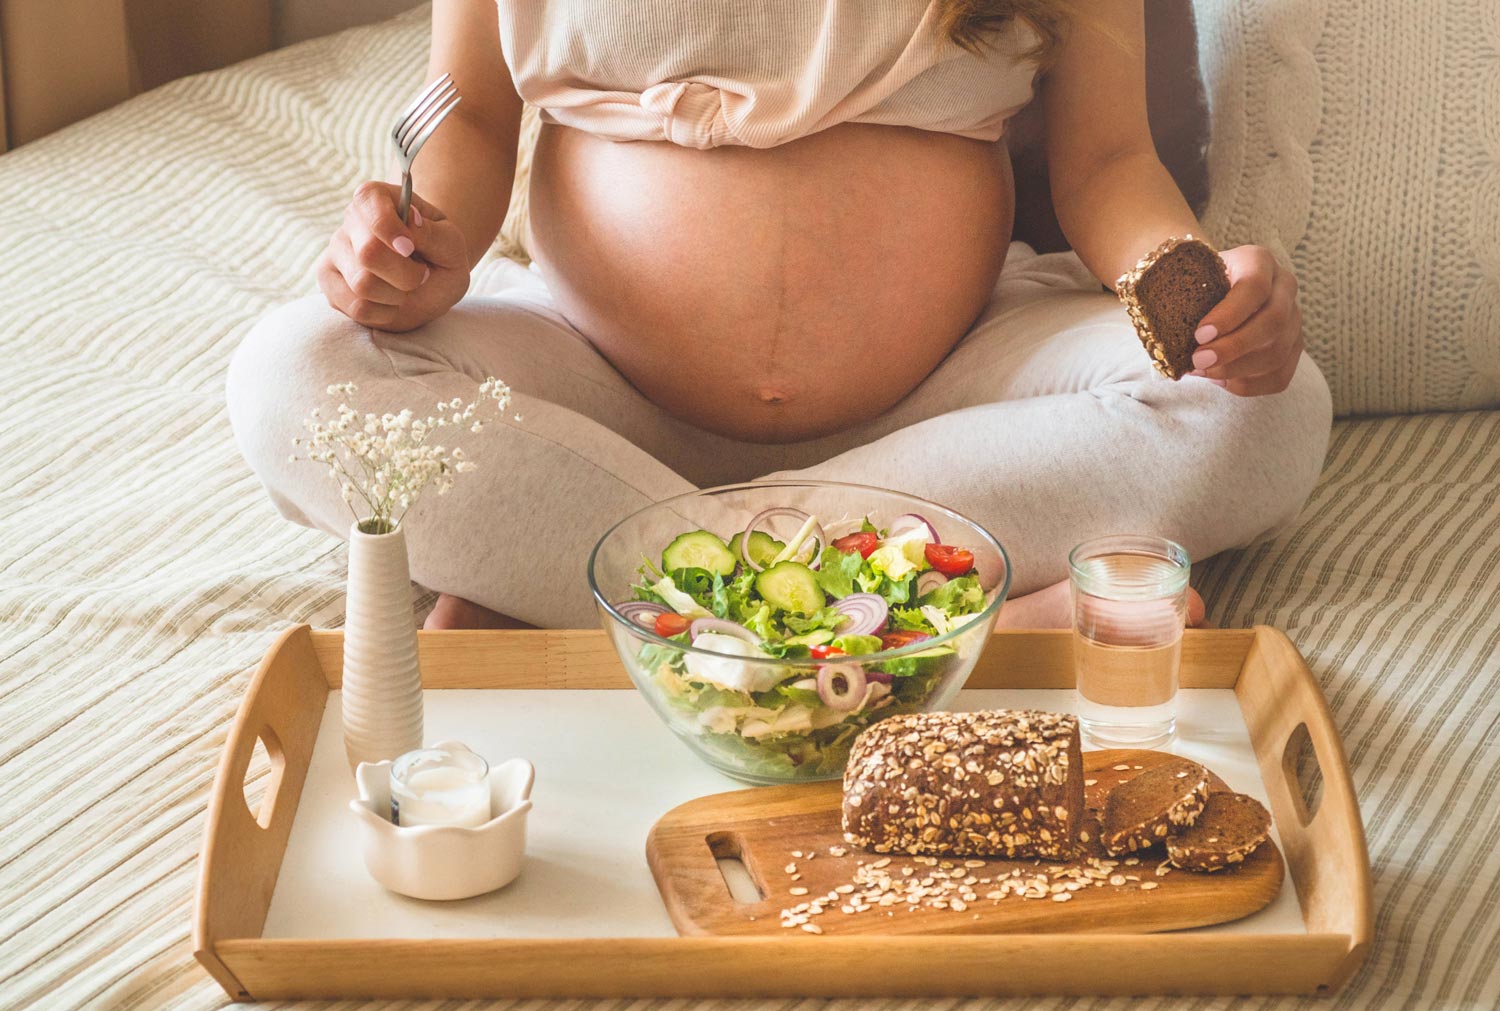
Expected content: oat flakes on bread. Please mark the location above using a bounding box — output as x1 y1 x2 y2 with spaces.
1115 235 1231 380
1166 791 1272 872
841 709 1083 859
1099 757 1211 856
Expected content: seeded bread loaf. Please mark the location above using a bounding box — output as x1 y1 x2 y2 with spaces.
1099 758 1211 856
841 710 1083 859
1114 235 1231 380
1166 791 1272 872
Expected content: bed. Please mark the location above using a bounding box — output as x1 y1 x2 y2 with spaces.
0 7 1496 1010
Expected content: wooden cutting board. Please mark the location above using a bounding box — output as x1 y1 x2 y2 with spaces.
647 749 1283 936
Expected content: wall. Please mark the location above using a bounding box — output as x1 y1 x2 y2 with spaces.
276 0 421 46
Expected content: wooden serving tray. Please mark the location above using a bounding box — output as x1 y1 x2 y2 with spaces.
194 626 1371 1001
647 750 1284 937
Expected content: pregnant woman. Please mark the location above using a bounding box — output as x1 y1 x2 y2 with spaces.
228 0 1331 630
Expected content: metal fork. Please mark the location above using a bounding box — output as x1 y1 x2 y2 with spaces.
390 72 462 224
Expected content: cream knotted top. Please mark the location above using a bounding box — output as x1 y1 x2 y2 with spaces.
496 1 1041 149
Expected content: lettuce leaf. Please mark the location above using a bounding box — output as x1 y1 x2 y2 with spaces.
831 633 883 656
889 606 935 633
783 606 846 635
815 545 864 599
919 575 986 616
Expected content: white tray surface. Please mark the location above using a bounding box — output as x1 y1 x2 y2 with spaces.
262 687 1303 940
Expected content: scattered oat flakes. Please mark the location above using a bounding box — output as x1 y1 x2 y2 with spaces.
1140 882 1159 891
789 886 809 896
800 923 823 934
1052 892 1073 902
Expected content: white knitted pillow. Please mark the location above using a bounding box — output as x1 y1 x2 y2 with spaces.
1194 0 1500 414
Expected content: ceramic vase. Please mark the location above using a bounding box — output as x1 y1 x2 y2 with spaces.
342 520 424 770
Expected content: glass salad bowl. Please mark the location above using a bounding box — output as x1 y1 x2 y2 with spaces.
587 481 1011 784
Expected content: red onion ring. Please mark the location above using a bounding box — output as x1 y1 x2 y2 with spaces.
740 507 826 571
830 593 888 636
688 617 760 644
615 600 669 629
916 570 950 597
865 670 894 684
816 662 867 711
888 513 940 543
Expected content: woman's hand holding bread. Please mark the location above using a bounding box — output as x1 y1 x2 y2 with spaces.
1189 244 1306 397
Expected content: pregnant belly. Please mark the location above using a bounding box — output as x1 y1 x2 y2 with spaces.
526 123 1015 443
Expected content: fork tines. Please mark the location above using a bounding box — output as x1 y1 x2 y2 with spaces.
393 72 462 157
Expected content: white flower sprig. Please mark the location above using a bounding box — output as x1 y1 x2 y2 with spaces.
291 378 514 535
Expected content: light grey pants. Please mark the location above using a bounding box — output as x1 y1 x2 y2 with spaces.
226 243 1332 628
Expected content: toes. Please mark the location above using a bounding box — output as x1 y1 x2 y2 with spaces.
1187 590 1210 628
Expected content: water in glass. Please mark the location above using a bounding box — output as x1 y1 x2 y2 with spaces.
1071 543 1189 748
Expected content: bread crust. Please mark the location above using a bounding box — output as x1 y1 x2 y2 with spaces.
1100 758 1211 856
841 710 1083 859
1166 791 1272 872
1115 235 1231 380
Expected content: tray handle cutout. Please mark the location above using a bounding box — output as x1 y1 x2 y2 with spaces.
1280 722 1324 826
240 728 285 830
707 832 766 903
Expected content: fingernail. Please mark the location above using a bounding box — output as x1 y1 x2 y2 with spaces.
421 266 431 285
411 206 424 227
1192 348 1218 369
1195 324 1218 344
393 236 415 257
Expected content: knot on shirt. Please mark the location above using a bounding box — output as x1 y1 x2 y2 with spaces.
639 81 737 149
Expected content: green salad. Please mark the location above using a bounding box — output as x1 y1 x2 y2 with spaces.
611 509 995 780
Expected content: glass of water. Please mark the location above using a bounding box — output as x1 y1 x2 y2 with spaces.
1069 535 1191 748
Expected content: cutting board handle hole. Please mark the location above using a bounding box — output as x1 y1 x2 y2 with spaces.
1281 722 1324 825
707 832 764 903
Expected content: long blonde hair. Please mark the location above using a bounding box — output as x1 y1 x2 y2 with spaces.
934 0 1080 67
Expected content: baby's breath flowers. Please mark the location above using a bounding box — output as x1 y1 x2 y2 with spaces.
291 378 513 534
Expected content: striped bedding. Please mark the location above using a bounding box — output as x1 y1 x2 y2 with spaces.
1 8 1496 1010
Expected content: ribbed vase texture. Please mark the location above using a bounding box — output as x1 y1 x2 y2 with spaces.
342 522 424 770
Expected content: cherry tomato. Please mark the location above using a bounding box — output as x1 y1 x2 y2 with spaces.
809 644 847 659
832 531 879 558
924 543 975 577
654 612 691 637
880 629 931 651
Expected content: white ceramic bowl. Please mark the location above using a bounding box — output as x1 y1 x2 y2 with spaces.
349 742 535 901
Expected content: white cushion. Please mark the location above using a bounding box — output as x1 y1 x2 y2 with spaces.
1194 0 1500 414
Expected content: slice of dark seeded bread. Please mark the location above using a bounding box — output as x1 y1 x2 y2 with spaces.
1115 235 1231 379
841 710 1084 859
1166 791 1272 872
1100 757 1211 856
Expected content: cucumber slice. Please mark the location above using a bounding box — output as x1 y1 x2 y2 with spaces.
728 530 786 569
755 561 826 614
784 629 836 647
662 530 736 577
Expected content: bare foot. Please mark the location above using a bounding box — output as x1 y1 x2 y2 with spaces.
423 593 535 630
996 580 1209 630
